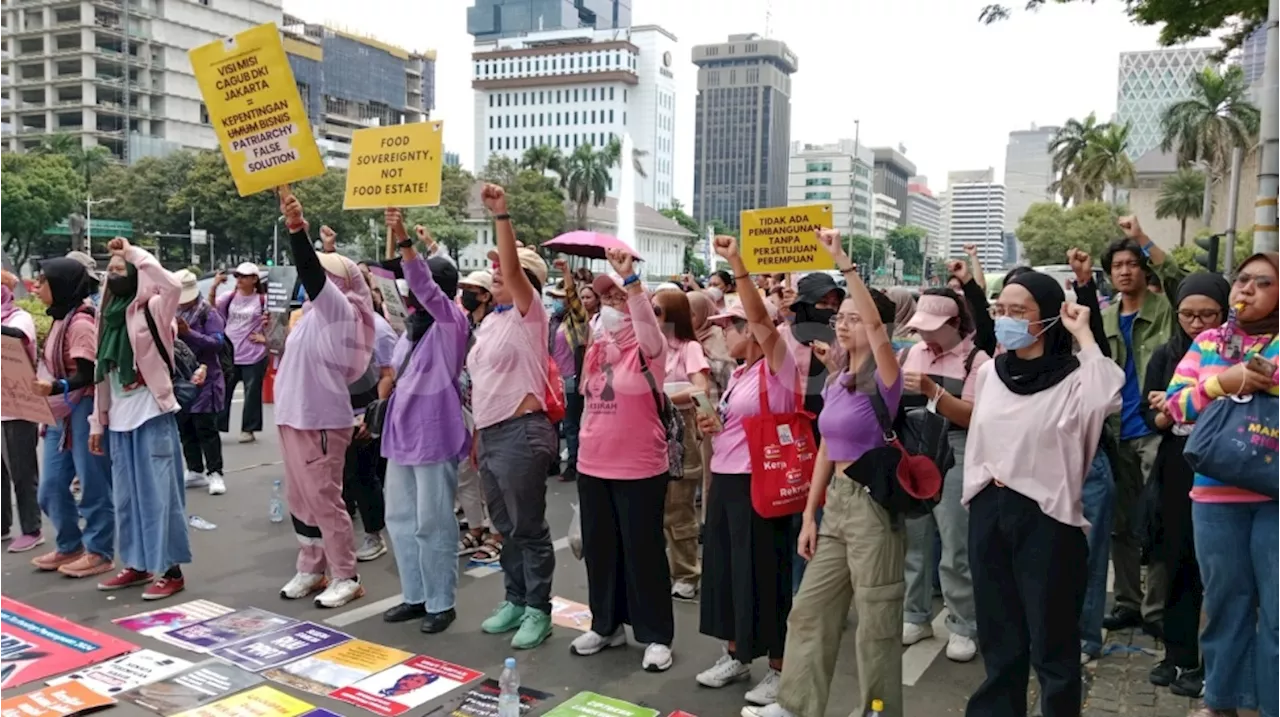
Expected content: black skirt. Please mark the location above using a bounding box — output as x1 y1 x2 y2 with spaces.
699 472 794 661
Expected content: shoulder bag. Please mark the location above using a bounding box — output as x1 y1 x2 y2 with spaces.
744 361 816 518
143 304 200 412
639 351 685 479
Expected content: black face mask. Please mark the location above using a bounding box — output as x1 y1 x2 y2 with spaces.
792 304 836 345
460 290 483 312
107 272 137 299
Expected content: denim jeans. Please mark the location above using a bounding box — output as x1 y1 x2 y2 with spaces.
385 459 460 614
38 398 114 558
1079 451 1115 658
1194 500 1278 717
110 413 191 575
563 375 583 479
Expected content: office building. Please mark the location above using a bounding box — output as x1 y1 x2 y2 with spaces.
1238 25 1267 85
1003 124 1058 233
787 139 873 236
947 168 1007 269
467 0 631 41
472 24 677 209
691 33 797 233
871 146 916 228
3 0 282 159
444 150 461 167
906 180 944 259
1116 46 1216 160
872 193 900 240
282 16 435 170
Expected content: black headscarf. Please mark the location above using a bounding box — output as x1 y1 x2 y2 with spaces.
39 258 96 320
382 255 460 343
995 271 1080 395
1168 272 1231 357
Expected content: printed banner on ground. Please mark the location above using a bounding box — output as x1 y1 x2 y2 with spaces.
263 640 411 697
343 122 444 209
300 710 344 717
49 649 192 696
0 679 115 717
543 692 658 717
211 622 349 672
447 678 553 717
0 598 137 689
170 685 313 717
162 609 297 653
189 22 324 196
1 335 56 425
119 660 263 716
739 205 835 274
368 268 407 334
114 601 236 647
549 597 592 632
331 655 484 716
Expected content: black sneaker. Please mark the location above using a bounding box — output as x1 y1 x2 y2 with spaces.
383 602 427 623
1170 666 1205 697
420 608 457 634
1149 659 1178 687
1103 605 1143 631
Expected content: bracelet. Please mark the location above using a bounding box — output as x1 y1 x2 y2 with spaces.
838 265 857 274
397 238 414 249
734 273 750 281
493 213 511 221
622 273 641 287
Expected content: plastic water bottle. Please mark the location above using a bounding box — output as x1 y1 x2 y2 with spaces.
268 481 285 523
497 657 520 717
865 699 884 717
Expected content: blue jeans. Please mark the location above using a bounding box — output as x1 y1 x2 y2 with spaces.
1079 451 1115 658
1194 500 1278 717
38 398 114 558
111 413 191 574
385 459 460 614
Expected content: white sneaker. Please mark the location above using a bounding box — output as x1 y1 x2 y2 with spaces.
238 431 255 444
741 705 795 717
356 534 387 562
206 472 226 496
314 577 364 608
695 651 750 688
946 633 977 662
671 580 698 601
1080 652 1095 666
642 644 672 672
570 630 626 656
744 668 781 705
903 621 934 646
184 470 208 489
280 572 326 600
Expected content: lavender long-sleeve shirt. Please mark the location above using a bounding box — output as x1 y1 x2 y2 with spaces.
178 298 226 414
380 254 471 466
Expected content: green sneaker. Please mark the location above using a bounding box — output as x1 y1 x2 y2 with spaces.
481 601 525 634
511 607 552 650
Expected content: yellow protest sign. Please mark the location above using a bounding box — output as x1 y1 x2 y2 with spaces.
189 22 324 196
739 204 835 273
343 122 444 209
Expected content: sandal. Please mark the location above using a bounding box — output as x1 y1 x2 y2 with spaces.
470 536 502 564
457 530 485 556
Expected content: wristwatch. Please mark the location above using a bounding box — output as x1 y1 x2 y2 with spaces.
397 238 414 249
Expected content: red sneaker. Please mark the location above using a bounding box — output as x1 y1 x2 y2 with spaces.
98 568 153 590
142 576 185 601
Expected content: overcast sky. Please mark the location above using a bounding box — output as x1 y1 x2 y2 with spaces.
287 0 1204 205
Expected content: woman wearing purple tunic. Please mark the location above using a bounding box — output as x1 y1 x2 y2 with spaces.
211 262 268 443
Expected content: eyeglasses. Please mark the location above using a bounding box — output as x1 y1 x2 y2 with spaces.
1177 309 1222 324
988 304 1033 320
828 313 862 328
1234 272 1276 290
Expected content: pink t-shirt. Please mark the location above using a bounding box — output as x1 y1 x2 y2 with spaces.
577 291 669 479
710 353 801 475
2 307 37 422
39 309 97 419
664 337 710 408
275 281 369 431
900 335 990 403
468 299 550 430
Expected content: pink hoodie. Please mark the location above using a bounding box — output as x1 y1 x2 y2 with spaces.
89 246 182 435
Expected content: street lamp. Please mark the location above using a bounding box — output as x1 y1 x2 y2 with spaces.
84 195 116 253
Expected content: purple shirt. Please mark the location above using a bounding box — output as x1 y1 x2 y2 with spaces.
380 255 470 466
818 370 903 463
178 298 226 414
372 314 397 369
217 292 267 366
275 281 368 431
551 323 575 380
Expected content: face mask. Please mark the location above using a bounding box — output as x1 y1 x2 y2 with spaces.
599 305 627 333
995 315 1059 351
460 290 482 312
107 272 136 298
551 299 566 317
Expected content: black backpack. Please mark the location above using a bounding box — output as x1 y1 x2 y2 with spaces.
212 293 264 375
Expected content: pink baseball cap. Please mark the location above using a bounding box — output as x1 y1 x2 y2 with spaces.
708 298 778 325
906 294 959 332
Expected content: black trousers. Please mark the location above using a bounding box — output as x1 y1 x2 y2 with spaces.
177 412 223 475
218 356 268 433
578 473 674 645
968 485 1087 717
343 432 385 533
2 420 41 536
1163 523 1203 668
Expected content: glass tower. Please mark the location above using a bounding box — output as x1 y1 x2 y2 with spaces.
467 0 632 40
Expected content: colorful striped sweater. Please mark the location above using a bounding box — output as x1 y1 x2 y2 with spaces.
1166 324 1279 502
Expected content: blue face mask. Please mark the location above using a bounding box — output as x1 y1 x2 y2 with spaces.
551 299 566 317
994 315 1059 350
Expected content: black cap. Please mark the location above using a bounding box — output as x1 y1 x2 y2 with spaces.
796 272 845 305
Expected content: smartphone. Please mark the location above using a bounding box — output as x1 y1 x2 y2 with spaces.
691 391 722 432
1248 355 1276 376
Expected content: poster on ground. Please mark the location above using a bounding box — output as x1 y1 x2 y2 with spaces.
0 679 116 717
114 601 236 647
330 655 483 717
542 693 658 717
119 660 263 716
738 204 835 274
0 598 137 690
188 22 324 196
447 678 553 717
211 623 349 673
367 267 406 334
343 122 444 210
1 335 56 425
263 640 410 697
162 609 297 654
49 650 193 696
170 685 313 717
300 710 344 717
549 597 591 632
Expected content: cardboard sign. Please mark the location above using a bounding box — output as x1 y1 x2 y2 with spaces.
1 335 55 425
49 650 192 696
263 640 411 697
0 680 115 717
448 678 553 717
739 205 835 274
343 122 444 209
170 686 313 717
189 22 324 196
549 597 592 632
162 608 297 653
1 599 137 690
368 268 406 334
211 623 349 673
543 692 658 717
331 655 483 717
119 661 263 716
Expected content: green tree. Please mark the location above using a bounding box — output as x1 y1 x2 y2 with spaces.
1078 122 1137 205
406 206 477 259
168 150 278 265
563 144 613 230
506 169 567 247
602 136 649 179
1049 113 1109 206
439 164 475 222
92 153 195 237
885 225 927 278
1171 226 1256 273
660 199 700 235
1 153 82 268
479 155 520 188
1155 168 1207 246
845 233 878 271
1016 201 1122 265
291 170 380 254
34 134 114 187
520 145 566 181
1160 65 1260 204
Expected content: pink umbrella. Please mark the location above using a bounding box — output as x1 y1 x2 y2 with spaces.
543 231 643 261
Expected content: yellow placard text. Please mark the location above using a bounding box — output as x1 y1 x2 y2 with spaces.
739 204 835 273
343 122 443 209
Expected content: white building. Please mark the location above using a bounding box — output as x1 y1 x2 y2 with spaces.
906 180 944 260
872 193 900 240
471 24 678 210
1116 46 1216 160
947 168 1007 269
787 139 874 236
3 0 283 159
1003 124 1058 234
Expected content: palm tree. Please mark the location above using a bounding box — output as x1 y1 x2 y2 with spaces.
563 144 613 229
33 134 113 186
520 145 565 181
1049 113 1108 206
603 137 648 178
1155 168 1207 246
1078 122 1137 205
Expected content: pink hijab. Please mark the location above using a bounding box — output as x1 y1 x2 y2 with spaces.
308 253 376 383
